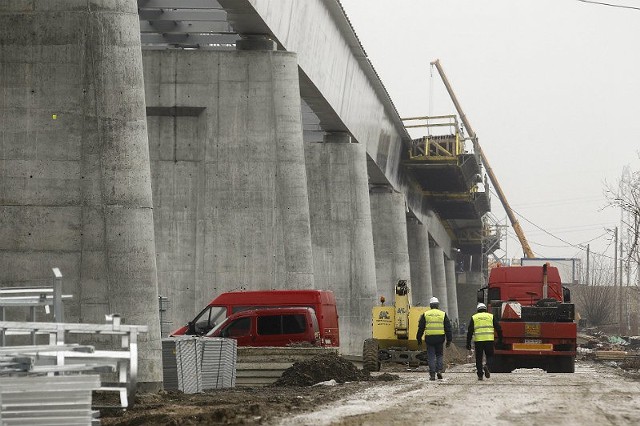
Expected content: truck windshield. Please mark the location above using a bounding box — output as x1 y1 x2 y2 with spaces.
192 306 227 335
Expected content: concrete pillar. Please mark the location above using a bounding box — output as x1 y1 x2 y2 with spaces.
143 49 315 330
430 246 449 313
406 217 433 306
445 259 459 324
305 133 377 355
370 188 411 303
457 271 485 329
0 1 161 385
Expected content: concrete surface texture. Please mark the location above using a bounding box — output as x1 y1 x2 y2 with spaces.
143 50 315 330
369 189 411 303
0 1 161 384
406 217 433 307
304 135 378 355
445 259 459 323
457 271 485 328
225 0 455 257
430 246 449 314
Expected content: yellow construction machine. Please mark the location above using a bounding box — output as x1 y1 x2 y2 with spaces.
363 280 430 372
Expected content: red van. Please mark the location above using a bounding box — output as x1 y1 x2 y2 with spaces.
206 307 321 347
171 290 339 347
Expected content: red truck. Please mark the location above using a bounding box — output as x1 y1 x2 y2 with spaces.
478 264 576 373
171 290 340 347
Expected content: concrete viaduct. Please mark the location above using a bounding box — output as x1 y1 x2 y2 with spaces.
0 0 491 387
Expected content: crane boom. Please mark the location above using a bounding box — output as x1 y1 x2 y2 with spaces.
430 59 535 258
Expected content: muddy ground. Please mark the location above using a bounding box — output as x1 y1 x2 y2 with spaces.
99 345 639 426
99 352 402 426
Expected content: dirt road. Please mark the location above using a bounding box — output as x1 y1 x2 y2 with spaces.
277 361 640 426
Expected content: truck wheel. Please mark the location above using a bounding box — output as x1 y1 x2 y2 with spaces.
548 356 575 373
490 354 512 373
564 356 576 373
363 338 380 372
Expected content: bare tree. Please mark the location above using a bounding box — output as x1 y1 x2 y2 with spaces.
606 160 640 279
576 257 616 326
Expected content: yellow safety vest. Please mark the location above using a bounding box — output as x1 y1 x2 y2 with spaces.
472 312 495 342
423 309 445 336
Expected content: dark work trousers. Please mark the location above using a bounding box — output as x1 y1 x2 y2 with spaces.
474 341 494 377
427 342 444 374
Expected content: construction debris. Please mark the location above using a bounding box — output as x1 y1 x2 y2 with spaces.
578 329 640 367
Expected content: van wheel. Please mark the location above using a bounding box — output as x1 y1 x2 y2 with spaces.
363 338 380 372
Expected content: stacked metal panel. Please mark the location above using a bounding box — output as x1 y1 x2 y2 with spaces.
162 337 201 393
0 375 99 425
162 337 236 393
200 337 236 390
161 338 180 391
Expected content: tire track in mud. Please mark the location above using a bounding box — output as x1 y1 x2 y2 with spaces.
273 361 640 426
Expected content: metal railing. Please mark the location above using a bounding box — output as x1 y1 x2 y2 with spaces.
0 268 71 346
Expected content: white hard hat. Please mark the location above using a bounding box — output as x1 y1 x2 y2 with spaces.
429 297 439 304
477 303 487 310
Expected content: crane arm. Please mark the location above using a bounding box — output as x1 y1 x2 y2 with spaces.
430 59 535 258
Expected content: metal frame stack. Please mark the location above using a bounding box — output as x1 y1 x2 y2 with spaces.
0 375 99 426
0 315 148 409
162 337 236 393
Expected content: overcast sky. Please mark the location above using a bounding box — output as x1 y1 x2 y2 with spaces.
340 0 640 274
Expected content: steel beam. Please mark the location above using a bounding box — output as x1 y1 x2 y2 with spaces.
140 20 231 33
138 0 222 8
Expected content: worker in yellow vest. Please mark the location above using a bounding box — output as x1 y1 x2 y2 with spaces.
416 297 452 381
466 303 503 381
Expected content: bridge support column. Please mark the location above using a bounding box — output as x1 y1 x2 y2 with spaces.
430 246 449 314
406 217 433 306
0 1 161 386
143 49 315 331
304 132 377 355
457 270 485 330
445 259 459 325
370 187 411 303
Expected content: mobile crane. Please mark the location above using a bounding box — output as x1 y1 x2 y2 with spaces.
430 61 576 373
430 59 534 259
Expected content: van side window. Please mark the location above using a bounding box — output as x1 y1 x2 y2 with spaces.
282 314 306 334
221 317 250 338
257 314 306 335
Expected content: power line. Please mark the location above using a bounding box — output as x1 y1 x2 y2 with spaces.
490 187 591 250
491 188 616 259
576 0 640 11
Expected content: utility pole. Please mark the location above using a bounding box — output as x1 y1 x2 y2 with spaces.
613 227 619 333
586 244 590 286
620 239 624 334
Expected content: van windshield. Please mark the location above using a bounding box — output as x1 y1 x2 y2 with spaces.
191 305 227 336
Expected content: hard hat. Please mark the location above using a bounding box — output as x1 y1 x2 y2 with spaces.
429 297 439 305
477 303 487 310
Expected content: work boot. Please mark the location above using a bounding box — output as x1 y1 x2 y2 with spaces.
483 365 491 379
478 375 483 381
437 372 443 380
429 373 436 381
